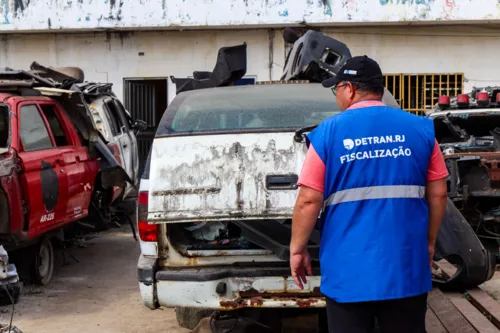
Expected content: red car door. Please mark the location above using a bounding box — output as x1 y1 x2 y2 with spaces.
37 102 95 220
17 103 69 237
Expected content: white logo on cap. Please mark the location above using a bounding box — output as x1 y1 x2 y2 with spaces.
343 139 355 150
344 70 357 75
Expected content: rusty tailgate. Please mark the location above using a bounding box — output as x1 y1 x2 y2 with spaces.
147 132 307 223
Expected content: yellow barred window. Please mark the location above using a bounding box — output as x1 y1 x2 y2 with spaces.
384 74 464 116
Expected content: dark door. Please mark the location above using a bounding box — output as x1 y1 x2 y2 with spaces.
124 79 168 175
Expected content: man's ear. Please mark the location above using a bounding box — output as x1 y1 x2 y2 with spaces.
348 82 356 99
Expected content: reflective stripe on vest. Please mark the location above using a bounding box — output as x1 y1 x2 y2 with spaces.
324 185 426 207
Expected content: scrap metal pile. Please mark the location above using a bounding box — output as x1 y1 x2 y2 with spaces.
0 63 133 190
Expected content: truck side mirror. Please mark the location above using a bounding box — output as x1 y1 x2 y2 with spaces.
133 119 147 132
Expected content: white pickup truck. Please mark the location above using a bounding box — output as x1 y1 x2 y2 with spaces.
136 81 401 328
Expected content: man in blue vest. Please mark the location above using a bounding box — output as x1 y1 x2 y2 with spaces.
290 55 449 333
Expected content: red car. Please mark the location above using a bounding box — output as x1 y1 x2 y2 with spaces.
0 72 134 285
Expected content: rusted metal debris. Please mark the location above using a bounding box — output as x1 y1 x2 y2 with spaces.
219 296 325 310
238 287 323 299
219 287 325 309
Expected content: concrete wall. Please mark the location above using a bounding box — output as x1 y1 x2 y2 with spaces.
323 26 500 92
1 0 500 32
0 26 498 101
0 29 285 100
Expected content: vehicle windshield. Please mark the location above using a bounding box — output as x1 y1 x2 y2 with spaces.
158 83 340 135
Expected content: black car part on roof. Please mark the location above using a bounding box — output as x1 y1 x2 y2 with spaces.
30 62 83 89
171 43 248 94
281 29 352 83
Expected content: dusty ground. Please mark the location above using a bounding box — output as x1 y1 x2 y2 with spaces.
480 271 500 300
2 224 500 333
0 226 189 333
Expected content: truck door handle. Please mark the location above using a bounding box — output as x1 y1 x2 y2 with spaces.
266 174 298 190
55 158 65 166
123 144 128 148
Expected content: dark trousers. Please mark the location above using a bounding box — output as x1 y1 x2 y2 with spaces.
326 293 428 333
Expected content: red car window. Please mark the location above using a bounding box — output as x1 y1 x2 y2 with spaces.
39 104 69 147
19 104 54 152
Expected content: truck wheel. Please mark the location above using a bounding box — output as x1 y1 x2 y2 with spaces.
175 307 214 330
34 238 54 285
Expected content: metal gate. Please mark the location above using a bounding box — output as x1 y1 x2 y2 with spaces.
384 73 464 115
124 79 160 175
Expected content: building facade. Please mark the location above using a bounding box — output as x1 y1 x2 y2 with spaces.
1 0 500 166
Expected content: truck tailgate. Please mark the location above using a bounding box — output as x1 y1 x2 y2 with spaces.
148 132 307 223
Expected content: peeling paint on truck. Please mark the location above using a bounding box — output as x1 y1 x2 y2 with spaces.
148 132 308 223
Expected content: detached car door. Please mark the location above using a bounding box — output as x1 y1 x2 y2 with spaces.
115 100 138 187
103 98 135 194
17 103 69 235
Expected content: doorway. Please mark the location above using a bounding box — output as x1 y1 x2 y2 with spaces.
123 78 169 175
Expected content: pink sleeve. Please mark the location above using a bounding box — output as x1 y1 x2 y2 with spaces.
297 144 326 193
427 140 449 181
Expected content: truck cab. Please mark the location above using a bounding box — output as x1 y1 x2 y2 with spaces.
0 91 99 285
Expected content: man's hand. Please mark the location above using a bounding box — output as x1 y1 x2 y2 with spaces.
290 249 312 289
428 243 435 269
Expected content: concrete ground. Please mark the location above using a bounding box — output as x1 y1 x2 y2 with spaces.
1 225 500 333
0 227 189 333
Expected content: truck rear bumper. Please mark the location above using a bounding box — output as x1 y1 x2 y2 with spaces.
137 255 325 310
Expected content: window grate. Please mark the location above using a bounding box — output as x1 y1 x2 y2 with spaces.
384 73 464 116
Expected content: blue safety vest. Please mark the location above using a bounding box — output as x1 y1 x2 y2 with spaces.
306 101 435 303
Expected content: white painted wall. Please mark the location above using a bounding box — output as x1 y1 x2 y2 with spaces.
0 29 285 100
0 26 498 103
323 26 500 92
1 0 500 32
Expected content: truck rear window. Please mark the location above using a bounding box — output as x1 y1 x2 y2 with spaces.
158 83 341 136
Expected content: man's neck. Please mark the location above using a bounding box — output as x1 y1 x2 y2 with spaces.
354 94 382 104
346 97 385 111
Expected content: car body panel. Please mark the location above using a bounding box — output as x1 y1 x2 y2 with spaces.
148 83 399 224
148 132 308 223
16 98 98 236
0 92 127 249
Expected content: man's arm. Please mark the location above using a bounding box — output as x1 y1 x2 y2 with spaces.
426 139 449 266
291 186 324 255
426 178 447 250
290 186 323 289
291 142 326 288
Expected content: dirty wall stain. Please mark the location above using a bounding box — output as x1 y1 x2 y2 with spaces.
0 0 500 31
378 0 435 19
0 0 9 24
318 0 332 16
0 0 29 24
379 0 434 4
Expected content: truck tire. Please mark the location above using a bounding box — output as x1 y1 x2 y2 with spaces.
33 238 54 285
175 307 214 330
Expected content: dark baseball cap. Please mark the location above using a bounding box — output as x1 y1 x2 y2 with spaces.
322 55 384 88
